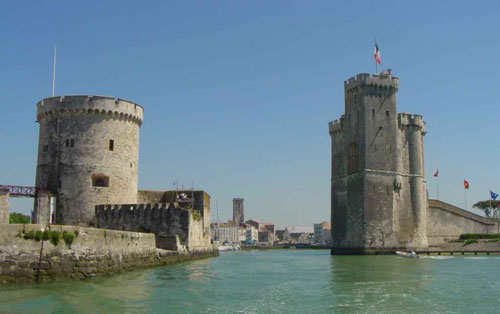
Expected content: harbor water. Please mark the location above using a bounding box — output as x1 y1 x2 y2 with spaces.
1 250 499 313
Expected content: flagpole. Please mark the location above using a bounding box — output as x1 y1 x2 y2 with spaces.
464 185 467 210
52 45 57 97
437 176 440 200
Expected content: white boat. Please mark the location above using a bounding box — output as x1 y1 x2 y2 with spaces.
218 244 240 252
396 251 419 258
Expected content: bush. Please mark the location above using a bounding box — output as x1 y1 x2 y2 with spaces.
9 213 30 224
62 231 75 247
464 239 478 246
49 231 61 246
23 230 35 240
459 234 500 240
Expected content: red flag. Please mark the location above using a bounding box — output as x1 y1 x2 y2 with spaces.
433 169 439 177
464 180 470 189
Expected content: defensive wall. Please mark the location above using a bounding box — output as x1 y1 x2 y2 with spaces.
95 200 212 252
427 200 494 245
0 224 217 283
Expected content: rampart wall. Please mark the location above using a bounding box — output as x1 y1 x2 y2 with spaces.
427 200 494 245
95 203 211 252
0 224 217 283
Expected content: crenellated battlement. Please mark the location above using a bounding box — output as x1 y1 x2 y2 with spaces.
344 73 398 95
328 117 344 136
95 202 204 247
36 95 144 126
398 112 426 132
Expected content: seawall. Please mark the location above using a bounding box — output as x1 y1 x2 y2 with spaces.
0 224 218 283
427 199 494 245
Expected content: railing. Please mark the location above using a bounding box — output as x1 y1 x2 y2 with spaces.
4 185 50 197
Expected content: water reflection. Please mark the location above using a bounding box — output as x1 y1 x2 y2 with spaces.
329 255 435 313
0 269 155 313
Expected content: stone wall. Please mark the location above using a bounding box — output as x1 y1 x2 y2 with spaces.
330 73 428 254
35 96 143 226
0 224 217 283
0 187 9 224
427 200 494 245
95 203 211 252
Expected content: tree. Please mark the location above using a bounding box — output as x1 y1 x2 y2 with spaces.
9 212 30 224
473 200 500 236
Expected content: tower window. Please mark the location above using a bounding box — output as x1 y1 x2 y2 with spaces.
372 109 375 117
65 139 69 147
385 111 389 117
65 139 75 148
92 174 109 187
43 144 49 152
109 139 114 151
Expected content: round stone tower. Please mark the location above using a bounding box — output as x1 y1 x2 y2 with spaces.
34 96 143 226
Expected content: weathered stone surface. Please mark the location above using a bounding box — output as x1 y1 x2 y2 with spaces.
329 74 494 254
34 96 143 226
0 224 217 283
0 186 9 225
330 73 428 254
427 200 494 245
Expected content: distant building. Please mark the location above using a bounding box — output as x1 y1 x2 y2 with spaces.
276 228 291 243
233 198 244 225
245 219 263 231
246 225 258 243
314 222 331 244
238 226 246 243
211 221 239 244
258 231 273 244
290 232 313 244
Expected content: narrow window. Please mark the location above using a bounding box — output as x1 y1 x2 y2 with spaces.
65 139 70 147
109 139 114 151
70 139 74 147
43 144 49 152
357 110 359 121
92 174 110 187
372 109 375 117
385 110 389 117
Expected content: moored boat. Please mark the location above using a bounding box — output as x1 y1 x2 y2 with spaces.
396 251 419 258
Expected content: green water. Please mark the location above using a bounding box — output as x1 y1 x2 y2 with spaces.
1 250 499 313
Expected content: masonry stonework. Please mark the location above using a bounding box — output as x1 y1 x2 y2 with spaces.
34 96 143 226
329 73 428 254
0 186 10 224
0 224 217 283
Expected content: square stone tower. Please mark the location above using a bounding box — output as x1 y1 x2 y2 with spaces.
329 72 428 254
233 198 244 225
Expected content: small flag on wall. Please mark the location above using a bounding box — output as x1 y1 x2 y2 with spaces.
433 169 439 177
374 42 382 64
464 180 470 189
491 190 499 200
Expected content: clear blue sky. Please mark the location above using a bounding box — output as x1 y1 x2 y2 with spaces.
1 1 499 228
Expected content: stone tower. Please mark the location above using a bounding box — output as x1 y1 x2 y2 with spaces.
328 72 428 254
233 198 244 225
34 96 143 226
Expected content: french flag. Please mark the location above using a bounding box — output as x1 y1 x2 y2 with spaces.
374 42 382 64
